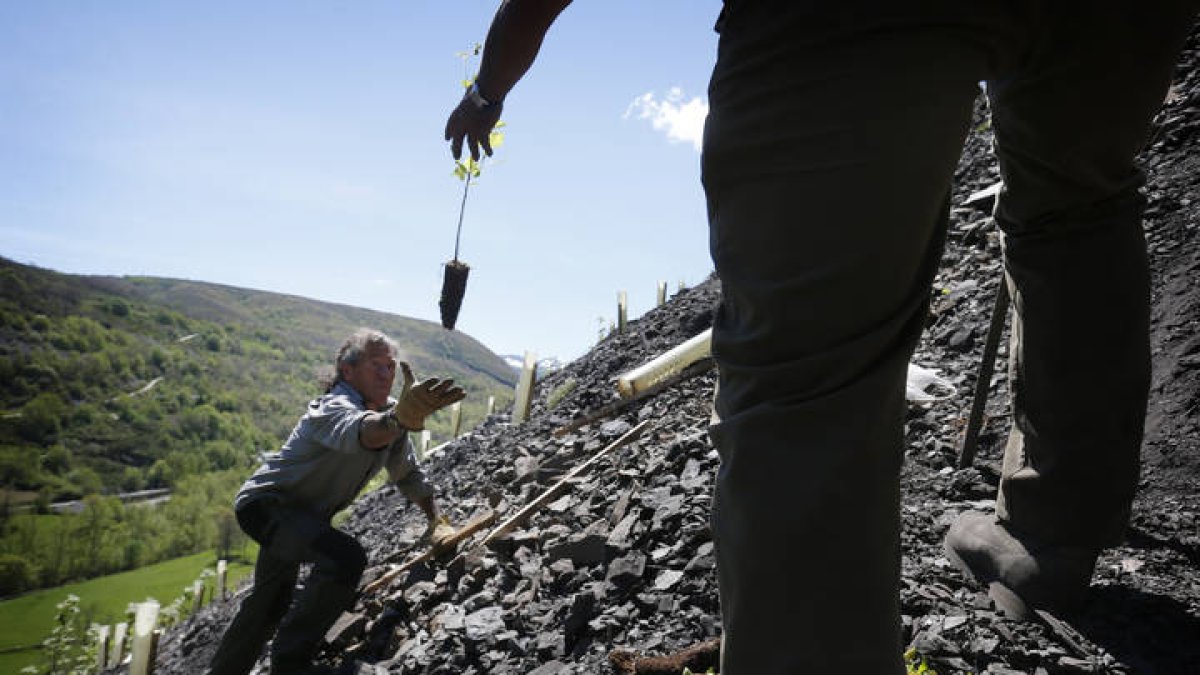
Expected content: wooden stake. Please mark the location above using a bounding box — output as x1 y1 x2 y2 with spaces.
129 600 159 675
95 624 111 670
958 278 1010 469
450 401 463 438
191 580 203 613
475 420 649 550
418 430 431 462
111 622 128 666
217 560 227 600
363 508 497 594
513 351 537 424
150 630 161 675
368 422 652 590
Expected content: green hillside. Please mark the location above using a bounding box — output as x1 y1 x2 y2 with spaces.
0 256 516 593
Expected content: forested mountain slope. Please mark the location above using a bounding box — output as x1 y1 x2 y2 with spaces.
0 256 516 505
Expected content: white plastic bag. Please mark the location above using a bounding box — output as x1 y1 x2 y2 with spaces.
906 363 956 403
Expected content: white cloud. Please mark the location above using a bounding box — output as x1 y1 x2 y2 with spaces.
624 87 708 152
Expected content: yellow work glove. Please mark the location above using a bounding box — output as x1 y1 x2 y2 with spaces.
391 363 466 431
428 515 458 555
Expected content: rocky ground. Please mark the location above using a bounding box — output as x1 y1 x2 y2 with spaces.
141 23 1198 675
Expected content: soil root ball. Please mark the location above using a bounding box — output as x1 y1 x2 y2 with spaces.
439 259 470 330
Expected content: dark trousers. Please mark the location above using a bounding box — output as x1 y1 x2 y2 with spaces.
207 499 367 675
702 3 1196 673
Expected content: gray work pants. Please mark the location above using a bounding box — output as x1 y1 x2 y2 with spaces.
702 3 1196 673
208 499 366 675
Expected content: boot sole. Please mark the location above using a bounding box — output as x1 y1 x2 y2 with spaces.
985 580 1035 621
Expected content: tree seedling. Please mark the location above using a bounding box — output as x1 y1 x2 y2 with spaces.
440 43 505 331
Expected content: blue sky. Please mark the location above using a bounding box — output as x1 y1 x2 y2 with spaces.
0 1 722 362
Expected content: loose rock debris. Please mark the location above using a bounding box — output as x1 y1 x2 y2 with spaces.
137 24 1200 675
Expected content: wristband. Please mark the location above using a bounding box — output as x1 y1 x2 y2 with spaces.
468 82 499 110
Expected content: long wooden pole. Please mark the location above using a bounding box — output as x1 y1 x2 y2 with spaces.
958 277 1010 469
363 508 497 595
366 421 650 595
475 420 650 549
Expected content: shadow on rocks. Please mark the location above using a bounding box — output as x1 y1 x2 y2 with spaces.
1075 585 1200 675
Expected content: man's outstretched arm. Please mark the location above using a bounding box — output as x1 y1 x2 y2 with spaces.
444 0 573 161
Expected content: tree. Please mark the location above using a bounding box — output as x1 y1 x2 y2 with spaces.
30 314 51 332
120 467 146 492
202 440 241 471
66 467 103 497
44 521 71 586
0 553 39 596
79 495 118 577
42 445 71 475
0 445 42 487
149 347 169 370
215 508 245 561
18 393 67 443
35 487 52 514
178 405 222 442
147 459 173 488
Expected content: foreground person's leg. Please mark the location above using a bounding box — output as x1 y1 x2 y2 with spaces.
946 2 1196 619
703 7 1002 671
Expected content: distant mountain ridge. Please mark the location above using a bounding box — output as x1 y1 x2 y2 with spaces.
99 274 518 388
500 354 565 377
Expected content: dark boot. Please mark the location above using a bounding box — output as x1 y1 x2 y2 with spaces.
944 511 1098 619
269 581 357 674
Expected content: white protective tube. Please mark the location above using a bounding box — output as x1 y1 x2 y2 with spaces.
617 329 713 400
129 600 159 675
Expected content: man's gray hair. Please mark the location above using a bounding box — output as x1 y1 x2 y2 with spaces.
322 328 400 392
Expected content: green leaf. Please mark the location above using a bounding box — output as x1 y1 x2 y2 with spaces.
904 648 939 675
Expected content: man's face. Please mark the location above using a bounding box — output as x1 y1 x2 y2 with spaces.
341 343 397 410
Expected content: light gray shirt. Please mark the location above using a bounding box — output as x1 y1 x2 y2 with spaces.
234 381 434 520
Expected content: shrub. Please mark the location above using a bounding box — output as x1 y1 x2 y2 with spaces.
0 553 40 596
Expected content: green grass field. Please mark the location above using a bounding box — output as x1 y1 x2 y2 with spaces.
0 548 256 674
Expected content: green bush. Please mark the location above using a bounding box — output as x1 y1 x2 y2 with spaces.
18 395 66 444
41 446 71 476
0 447 43 488
0 553 40 596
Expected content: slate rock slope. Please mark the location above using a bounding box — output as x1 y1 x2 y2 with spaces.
147 23 1198 675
